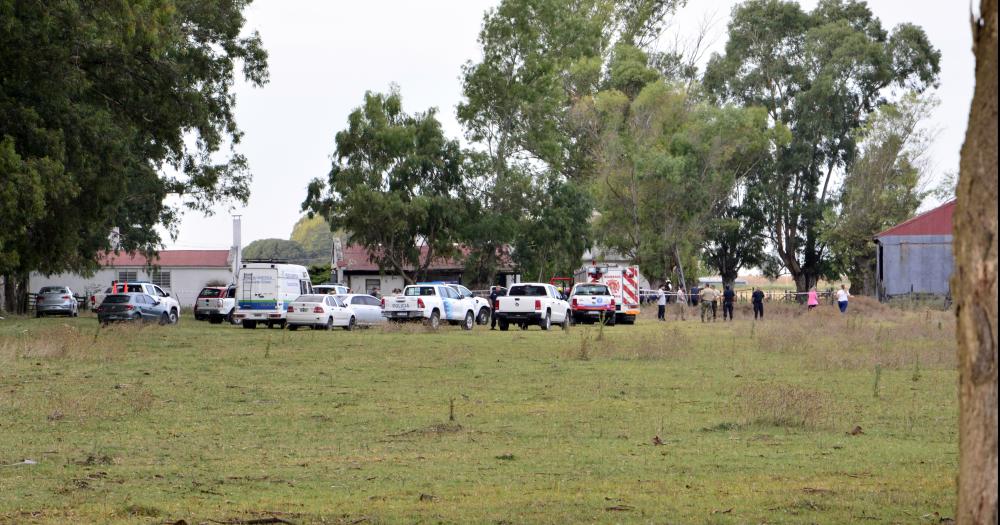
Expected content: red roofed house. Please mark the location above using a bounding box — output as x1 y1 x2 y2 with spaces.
334 244 519 294
874 200 955 300
29 249 235 307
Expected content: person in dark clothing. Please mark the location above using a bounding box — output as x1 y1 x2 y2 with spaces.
689 286 700 307
752 287 765 319
489 286 501 330
722 285 735 321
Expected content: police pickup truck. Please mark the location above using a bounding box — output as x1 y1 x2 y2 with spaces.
493 282 570 331
381 283 478 330
568 282 616 325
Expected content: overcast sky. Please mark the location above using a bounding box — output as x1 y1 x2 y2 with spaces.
163 0 975 251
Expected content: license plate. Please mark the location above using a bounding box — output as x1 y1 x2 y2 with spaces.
299 308 308 312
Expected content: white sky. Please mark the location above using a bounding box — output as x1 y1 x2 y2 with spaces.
164 0 974 250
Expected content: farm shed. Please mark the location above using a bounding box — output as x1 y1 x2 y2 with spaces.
874 200 955 300
29 250 234 308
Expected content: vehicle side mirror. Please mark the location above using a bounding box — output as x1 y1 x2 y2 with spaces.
163 292 170 297
470 292 477 298
153 300 161 306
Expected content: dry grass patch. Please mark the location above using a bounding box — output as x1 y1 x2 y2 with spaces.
566 325 691 360
733 382 832 429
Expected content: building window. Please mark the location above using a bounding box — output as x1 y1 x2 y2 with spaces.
117 270 138 282
149 270 172 289
365 279 381 294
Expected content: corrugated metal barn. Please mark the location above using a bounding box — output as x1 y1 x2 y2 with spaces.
874 200 955 300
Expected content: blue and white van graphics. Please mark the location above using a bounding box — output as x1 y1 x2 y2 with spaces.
233 262 312 329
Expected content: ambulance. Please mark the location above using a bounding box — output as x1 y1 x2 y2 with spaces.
574 264 641 324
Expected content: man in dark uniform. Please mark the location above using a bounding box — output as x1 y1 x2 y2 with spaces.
489 285 501 330
752 287 765 320
722 285 736 321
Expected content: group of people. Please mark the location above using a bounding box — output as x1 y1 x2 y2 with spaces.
653 282 854 322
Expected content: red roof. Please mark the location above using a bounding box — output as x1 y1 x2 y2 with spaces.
99 250 231 268
876 200 956 238
337 244 514 272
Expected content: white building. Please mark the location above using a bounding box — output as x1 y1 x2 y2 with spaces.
29 250 234 308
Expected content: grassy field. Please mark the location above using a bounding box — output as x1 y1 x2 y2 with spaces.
0 299 958 524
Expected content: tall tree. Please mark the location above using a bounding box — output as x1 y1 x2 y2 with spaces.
303 90 467 284
824 93 933 295
702 185 768 289
290 215 335 265
704 0 940 292
1 0 267 312
242 238 307 264
953 0 997 522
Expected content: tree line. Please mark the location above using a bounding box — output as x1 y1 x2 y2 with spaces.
302 0 941 292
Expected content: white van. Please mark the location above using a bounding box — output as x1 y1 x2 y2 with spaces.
233 262 312 329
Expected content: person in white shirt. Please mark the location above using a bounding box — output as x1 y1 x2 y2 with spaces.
656 285 667 321
674 287 687 320
836 284 851 313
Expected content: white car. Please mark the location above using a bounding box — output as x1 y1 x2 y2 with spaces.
447 284 492 325
286 294 356 331
336 294 386 327
381 283 478 330
314 284 350 295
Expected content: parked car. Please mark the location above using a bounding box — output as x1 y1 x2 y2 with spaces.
35 286 80 317
314 283 350 295
446 283 492 325
89 282 180 324
568 282 616 325
194 285 236 324
95 294 172 325
493 282 570 331
336 294 386 327
286 294 356 330
381 283 478 330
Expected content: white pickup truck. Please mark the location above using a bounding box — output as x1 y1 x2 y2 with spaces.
447 283 492 325
381 283 478 330
568 282 616 325
493 282 570 331
90 281 181 324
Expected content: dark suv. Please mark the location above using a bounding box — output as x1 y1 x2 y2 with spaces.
95 294 172 325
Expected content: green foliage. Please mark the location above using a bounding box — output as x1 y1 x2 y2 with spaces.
242 238 307 263
514 176 594 281
824 93 933 295
307 264 333 286
0 0 267 310
704 0 940 291
290 215 335 265
303 90 467 284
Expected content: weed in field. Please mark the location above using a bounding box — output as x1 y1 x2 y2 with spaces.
733 383 832 429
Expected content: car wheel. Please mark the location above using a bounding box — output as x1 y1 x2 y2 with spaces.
343 316 355 331
159 313 170 325
169 309 179 325
326 316 335 330
539 311 551 331
462 311 474 331
426 310 441 330
476 307 490 325
225 311 235 324
561 314 570 330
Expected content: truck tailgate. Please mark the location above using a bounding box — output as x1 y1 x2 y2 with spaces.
496 296 539 313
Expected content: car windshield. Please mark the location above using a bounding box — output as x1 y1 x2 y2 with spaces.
103 295 131 304
294 295 325 303
405 287 436 297
573 284 610 296
509 285 547 297
198 288 223 298
40 287 68 294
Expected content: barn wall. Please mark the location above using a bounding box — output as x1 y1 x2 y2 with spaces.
30 267 233 308
877 234 953 297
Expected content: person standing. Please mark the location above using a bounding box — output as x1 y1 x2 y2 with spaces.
807 287 820 310
656 285 667 321
836 284 851 313
700 285 718 322
722 285 735 321
675 287 687 320
489 286 501 330
752 287 765 320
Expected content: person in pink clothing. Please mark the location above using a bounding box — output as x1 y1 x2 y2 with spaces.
807 287 819 310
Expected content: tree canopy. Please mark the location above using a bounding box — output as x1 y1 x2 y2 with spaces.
1 0 267 311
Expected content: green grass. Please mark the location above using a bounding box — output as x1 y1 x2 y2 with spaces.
0 301 958 524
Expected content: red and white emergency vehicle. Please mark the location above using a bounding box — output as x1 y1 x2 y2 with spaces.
574 264 641 324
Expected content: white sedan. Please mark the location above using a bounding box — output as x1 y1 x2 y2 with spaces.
286 294 356 330
335 294 386 326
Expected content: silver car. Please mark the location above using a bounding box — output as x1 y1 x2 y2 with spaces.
35 286 80 317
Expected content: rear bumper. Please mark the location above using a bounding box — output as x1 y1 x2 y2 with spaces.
494 312 544 323
37 304 75 314
383 310 426 321
98 314 140 322
234 311 284 320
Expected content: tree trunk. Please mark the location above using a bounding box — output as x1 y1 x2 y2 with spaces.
2 273 29 314
953 0 998 522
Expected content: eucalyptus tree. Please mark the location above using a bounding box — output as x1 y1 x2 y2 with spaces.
704 0 940 292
